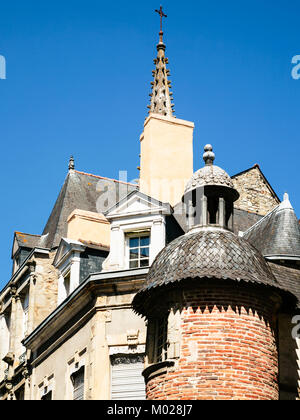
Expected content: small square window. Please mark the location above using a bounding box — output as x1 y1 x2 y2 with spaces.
140 237 150 247
140 247 149 258
140 259 149 268
130 238 139 248
130 260 139 269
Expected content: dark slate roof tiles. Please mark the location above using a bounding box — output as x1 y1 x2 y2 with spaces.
242 196 300 260
133 227 287 315
268 262 300 309
15 232 42 248
42 170 138 249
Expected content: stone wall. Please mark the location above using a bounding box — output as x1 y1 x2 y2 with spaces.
31 251 58 330
277 313 300 400
145 283 279 400
232 166 279 216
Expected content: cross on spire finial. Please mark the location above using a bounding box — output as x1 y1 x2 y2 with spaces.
155 5 167 33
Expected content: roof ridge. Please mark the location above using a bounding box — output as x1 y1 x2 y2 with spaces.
41 172 71 247
74 170 138 187
15 232 41 237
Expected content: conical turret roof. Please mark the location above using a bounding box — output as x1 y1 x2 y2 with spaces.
242 194 300 260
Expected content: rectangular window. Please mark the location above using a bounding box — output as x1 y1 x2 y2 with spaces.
22 289 29 337
64 272 71 297
155 318 168 363
1 310 11 359
128 234 150 269
72 367 85 401
15 385 25 400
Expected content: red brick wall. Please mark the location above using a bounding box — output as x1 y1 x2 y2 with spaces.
146 283 279 400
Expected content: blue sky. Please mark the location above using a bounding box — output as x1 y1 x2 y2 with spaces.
0 0 300 288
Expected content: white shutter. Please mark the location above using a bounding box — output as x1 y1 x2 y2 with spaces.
111 355 146 400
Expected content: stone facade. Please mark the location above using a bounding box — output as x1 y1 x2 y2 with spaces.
232 166 280 215
30 252 58 331
0 250 58 400
24 277 147 400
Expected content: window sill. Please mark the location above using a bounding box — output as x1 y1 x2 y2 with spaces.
142 360 175 383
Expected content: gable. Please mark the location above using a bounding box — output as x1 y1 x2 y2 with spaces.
106 191 171 219
232 165 280 216
53 238 85 267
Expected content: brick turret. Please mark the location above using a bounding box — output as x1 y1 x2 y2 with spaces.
133 145 295 400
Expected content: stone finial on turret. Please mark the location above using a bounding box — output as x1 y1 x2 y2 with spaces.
203 144 215 166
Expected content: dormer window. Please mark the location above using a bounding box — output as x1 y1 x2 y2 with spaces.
54 239 86 305
128 234 150 269
103 191 171 272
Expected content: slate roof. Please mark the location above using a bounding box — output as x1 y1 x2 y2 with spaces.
42 170 138 249
268 262 300 309
233 208 263 234
133 226 288 315
14 232 42 249
184 164 235 195
242 195 300 260
28 164 273 251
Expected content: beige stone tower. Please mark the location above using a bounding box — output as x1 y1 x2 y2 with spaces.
139 8 194 206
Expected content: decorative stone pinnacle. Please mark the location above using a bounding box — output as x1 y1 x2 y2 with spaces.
148 6 175 118
203 145 215 166
283 192 289 202
69 155 75 171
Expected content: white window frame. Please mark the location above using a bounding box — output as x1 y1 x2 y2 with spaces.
126 231 151 269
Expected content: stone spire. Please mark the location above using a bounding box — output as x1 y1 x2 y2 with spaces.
147 6 175 117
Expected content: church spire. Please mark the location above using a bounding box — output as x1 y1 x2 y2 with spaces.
147 6 175 117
